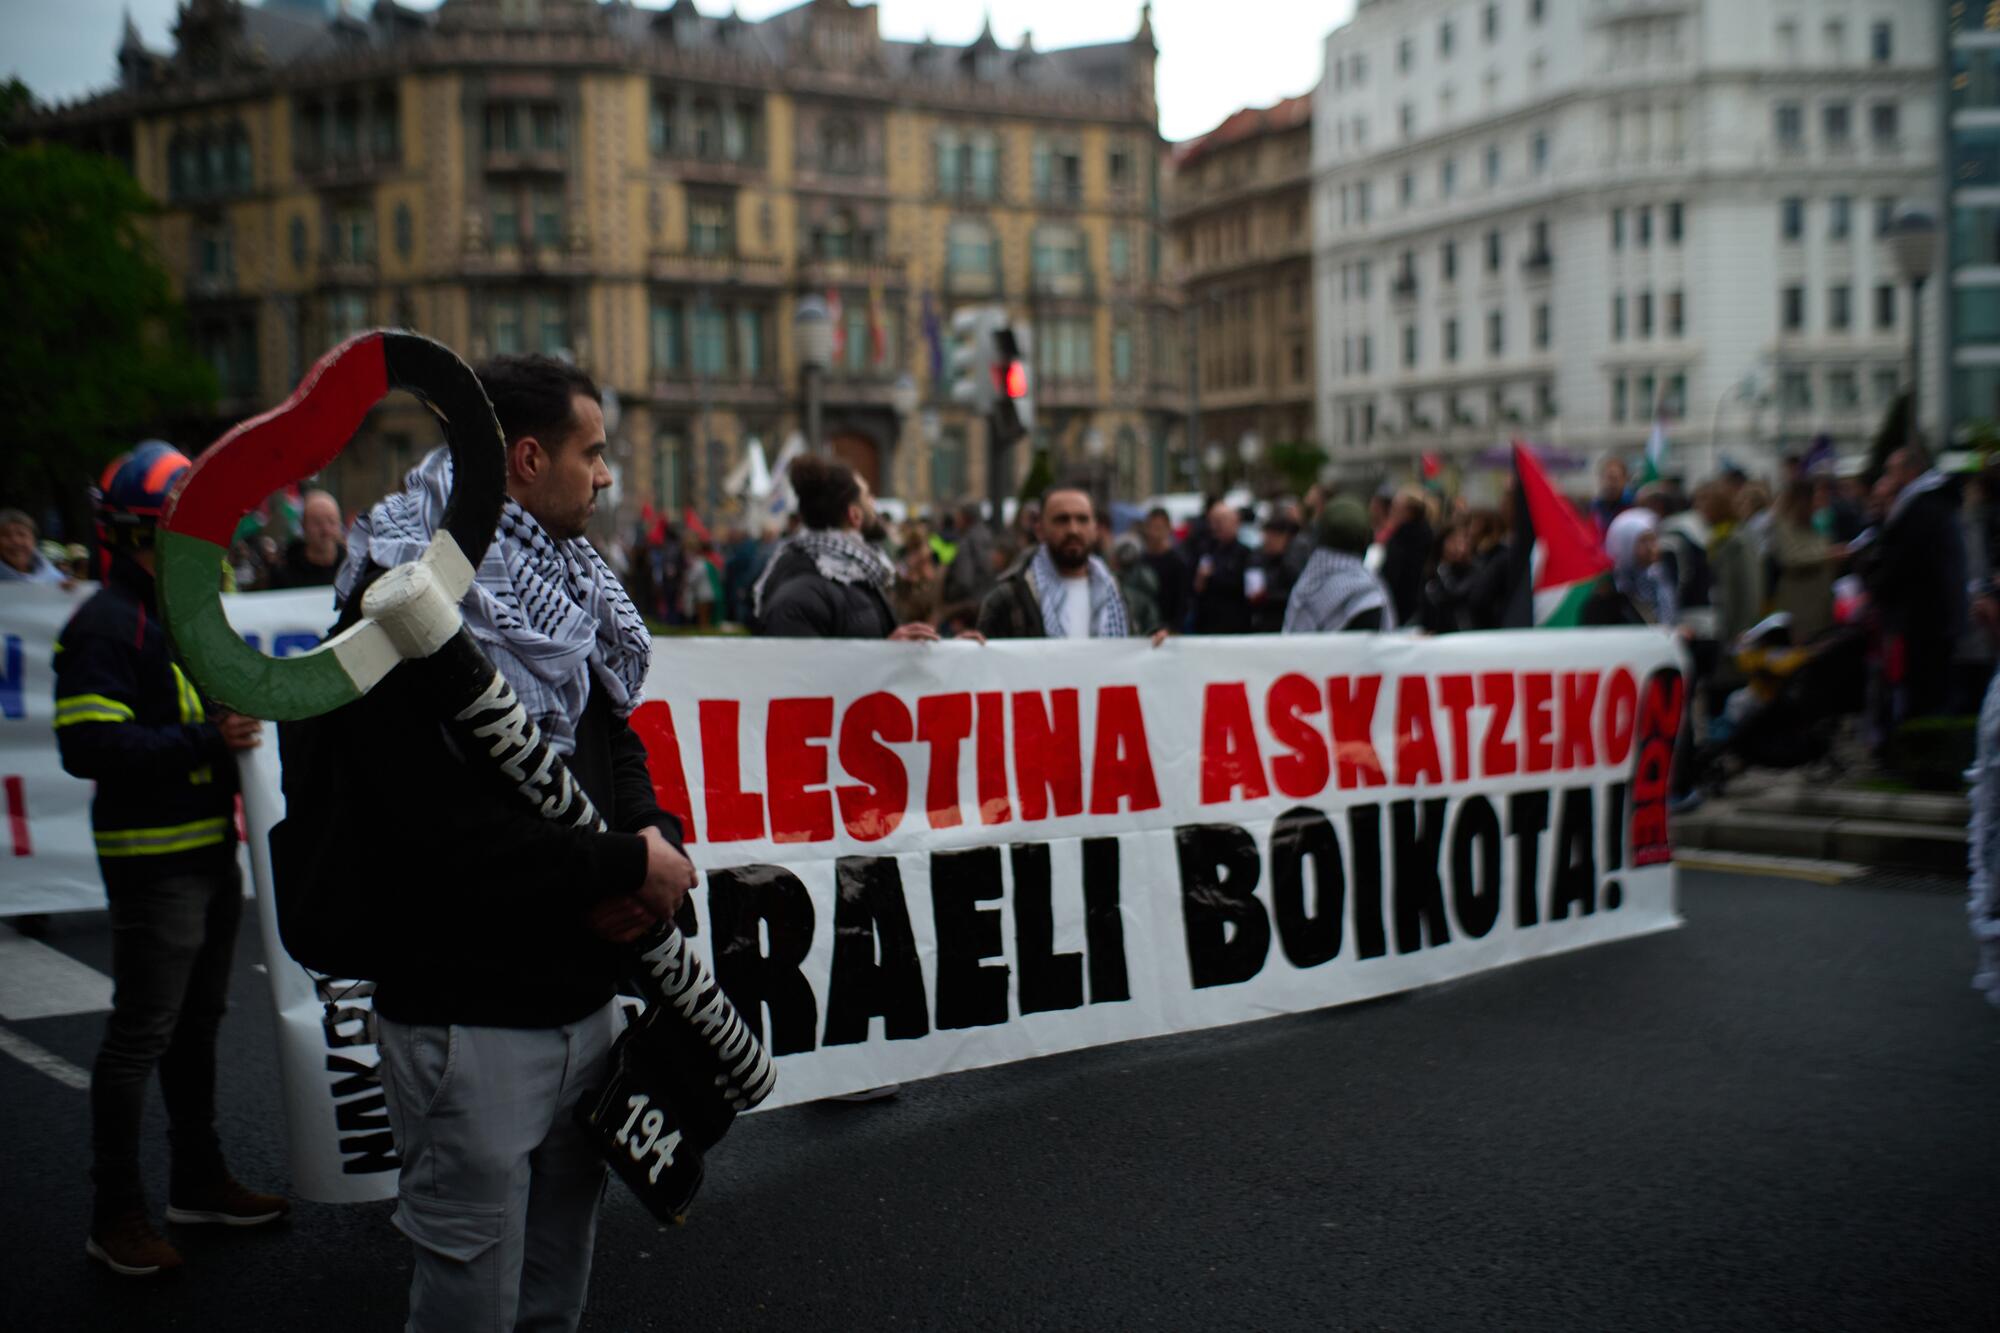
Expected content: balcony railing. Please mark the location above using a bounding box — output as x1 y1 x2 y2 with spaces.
1029 268 1094 300
483 147 566 175
1390 273 1419 301
648 248 786 288
319 254 378 286
1521 249 1553 276
797 255 908 290
294 151 399 188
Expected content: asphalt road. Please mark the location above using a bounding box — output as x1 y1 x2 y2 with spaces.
3 868 1996 1332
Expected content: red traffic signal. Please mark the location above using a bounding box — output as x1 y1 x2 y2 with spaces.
996 360 1028 399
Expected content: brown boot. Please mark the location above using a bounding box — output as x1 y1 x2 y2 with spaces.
165 1174 291 1228
86 1206 184 1277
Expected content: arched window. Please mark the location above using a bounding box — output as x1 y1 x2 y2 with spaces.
946 217 996 278
815 209 854 260
820 118 861 174
227 124 252 191
693 98 721 160
167 132 191 198
202 132 226 194
1115 428 1140 488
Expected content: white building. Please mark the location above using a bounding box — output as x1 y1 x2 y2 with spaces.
1312 0 1940 485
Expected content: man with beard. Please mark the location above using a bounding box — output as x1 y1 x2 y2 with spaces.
752 456 946 641
979 485 1166 642
293 355 697 1328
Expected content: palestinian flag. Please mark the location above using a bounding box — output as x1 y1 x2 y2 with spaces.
1503 439 1612 627
1634 415 1668 488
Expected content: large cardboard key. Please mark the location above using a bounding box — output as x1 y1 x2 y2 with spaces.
156 330 774 1222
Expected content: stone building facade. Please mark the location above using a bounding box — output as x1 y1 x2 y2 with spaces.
1313 0 1939 484
31 0 1183 525
1166 95 1317 482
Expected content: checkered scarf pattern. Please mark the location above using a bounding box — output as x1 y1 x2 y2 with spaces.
749 527 895 621
1283 547 1396 634
335 446 650 756
1029 545 1129 639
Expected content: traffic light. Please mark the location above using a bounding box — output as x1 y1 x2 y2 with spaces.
948 306 998 415
990 321 1034 441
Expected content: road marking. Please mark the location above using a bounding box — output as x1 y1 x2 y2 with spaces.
1676 851 1867 885
0 923 115 1021
0 1025 91 1090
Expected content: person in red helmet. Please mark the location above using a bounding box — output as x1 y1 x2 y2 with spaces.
54 441 287 1278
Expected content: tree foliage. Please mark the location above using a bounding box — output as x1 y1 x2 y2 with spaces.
0 143 216 528
1267 439 1328 496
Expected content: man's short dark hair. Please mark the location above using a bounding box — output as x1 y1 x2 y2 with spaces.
789 455 861 530
1146 506 1171 524
475 354 600 451
1042 480 1094 508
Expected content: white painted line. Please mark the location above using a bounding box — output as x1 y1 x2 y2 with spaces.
0 923 115 1021
1676 850 1868 885
0 1025 91 1090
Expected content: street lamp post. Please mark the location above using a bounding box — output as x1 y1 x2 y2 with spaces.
1237 430 1263 497
1887 208 1938 454
793 295 833 454
889 372 918 501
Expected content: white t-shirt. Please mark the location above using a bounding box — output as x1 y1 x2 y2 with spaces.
1057 574 1092 639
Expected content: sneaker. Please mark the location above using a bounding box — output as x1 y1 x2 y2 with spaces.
86 1208 184 1277
1667 790 1706 816
165 1175 291 1228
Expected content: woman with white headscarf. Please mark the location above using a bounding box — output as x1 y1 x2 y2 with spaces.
1590 507 1677 626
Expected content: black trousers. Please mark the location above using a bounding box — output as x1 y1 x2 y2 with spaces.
91 864 242 1208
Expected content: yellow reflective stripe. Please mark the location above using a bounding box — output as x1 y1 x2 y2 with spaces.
93 817 230 857
189 765 214 786
93 816 229 846
96 829 231 857
55 694 136 725
171 665 203 724
54 710 130 729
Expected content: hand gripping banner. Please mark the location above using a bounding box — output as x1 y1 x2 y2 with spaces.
157 330 774 1222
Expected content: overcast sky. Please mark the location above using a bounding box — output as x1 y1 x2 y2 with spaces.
4 0 1347 143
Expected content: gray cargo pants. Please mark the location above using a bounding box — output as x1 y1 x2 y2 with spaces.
377 1002 619 1333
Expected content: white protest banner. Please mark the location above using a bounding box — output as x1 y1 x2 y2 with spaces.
44 605 1681 1202
0 585 332 914
614 631 1685 1108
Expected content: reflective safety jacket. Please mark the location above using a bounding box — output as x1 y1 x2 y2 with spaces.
53 559 237 886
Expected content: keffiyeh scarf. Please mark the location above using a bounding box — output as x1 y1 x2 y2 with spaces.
1284 548 1396 633
1029 545 1129 639
334 447 650 756
749 528 895 620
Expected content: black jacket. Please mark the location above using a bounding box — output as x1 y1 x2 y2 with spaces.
975 550 1136 640
1250 540 1304 634
275 586 682 1028
53 557 237 888
756 545 897 640
1190 541 1253 635
1381 518 1433 627
1869 479 1967 649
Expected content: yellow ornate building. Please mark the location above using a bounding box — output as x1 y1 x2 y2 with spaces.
1166 95 1316 470
30 0 1184 523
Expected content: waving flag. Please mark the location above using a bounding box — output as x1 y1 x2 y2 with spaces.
1634 413 1669 488
1504 440 1613 627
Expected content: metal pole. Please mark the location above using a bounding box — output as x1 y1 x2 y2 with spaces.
805 364 824 454
1185 304 1201 491
987 415 1007 534
1708 382 1733 484
1908 276 1924 453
